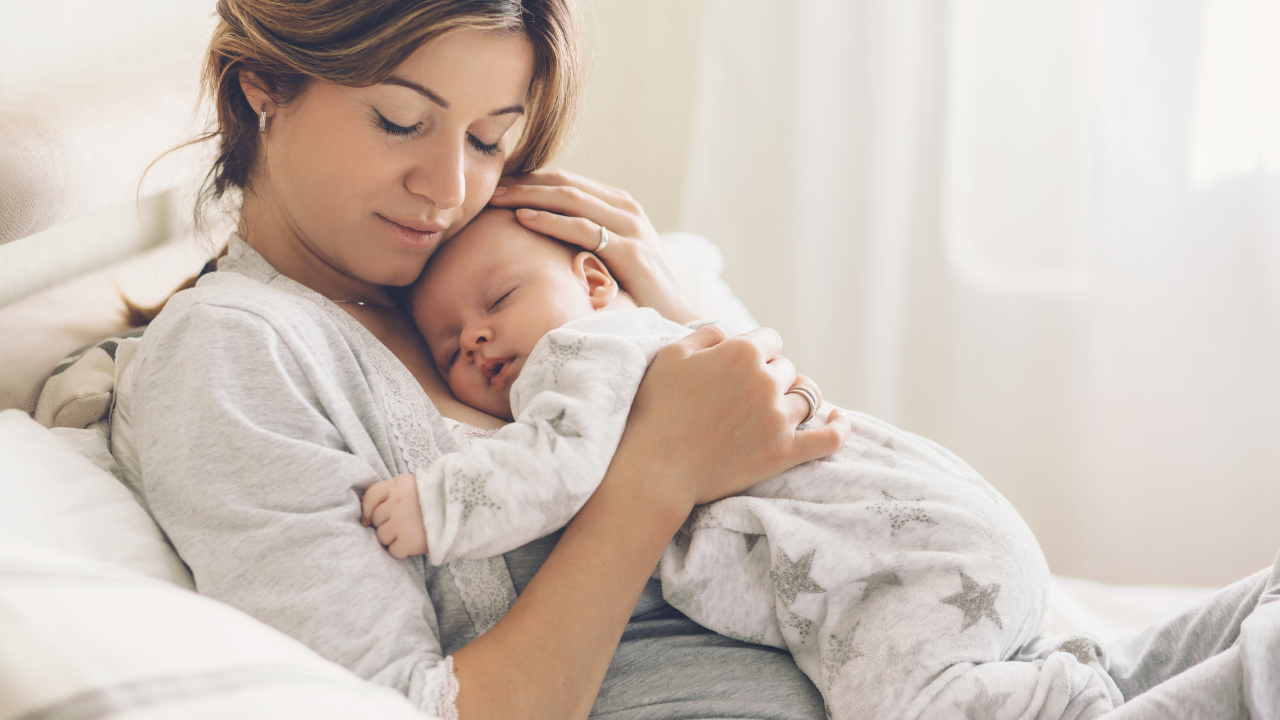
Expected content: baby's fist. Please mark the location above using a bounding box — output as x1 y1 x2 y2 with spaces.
360 473 428 559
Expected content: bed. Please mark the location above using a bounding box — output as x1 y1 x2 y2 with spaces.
0 57 1223 720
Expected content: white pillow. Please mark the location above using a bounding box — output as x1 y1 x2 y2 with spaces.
661 231 760 335
0 543 429 720
0 409 193 588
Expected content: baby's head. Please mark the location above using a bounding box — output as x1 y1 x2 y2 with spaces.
410 208 633 421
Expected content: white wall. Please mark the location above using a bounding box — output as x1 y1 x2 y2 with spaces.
557 0 705 233
0 1 216 96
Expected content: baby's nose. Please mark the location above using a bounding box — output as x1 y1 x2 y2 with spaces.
461 326 491 352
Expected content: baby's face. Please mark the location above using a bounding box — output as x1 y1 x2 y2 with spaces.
411 209 603 420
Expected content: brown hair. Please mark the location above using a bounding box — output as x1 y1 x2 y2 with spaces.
127 0 583 325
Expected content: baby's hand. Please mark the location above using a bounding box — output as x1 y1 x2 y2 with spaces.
360 473 428 559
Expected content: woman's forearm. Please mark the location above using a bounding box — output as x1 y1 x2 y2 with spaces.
451 455 689 720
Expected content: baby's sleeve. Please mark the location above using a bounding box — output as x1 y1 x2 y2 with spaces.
416 326 657 566
130 301 459 716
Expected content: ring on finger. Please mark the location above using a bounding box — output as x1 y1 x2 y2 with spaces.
596 225 609 253
785 385 819 426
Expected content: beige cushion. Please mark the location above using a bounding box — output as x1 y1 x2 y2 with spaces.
0 237 208 414
0 55 207 247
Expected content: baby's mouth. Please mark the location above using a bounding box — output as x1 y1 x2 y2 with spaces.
481 356 516 387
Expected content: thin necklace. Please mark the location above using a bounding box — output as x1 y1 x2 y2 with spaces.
331 299 397 309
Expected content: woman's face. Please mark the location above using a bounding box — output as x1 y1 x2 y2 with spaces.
253 29 535 287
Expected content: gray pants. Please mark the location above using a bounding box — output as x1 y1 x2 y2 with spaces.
1105 548 1280 719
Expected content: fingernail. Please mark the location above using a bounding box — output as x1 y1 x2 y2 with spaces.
492 186 508 196
516 208 537 219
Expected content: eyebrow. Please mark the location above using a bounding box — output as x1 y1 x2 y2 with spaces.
381 76 525 116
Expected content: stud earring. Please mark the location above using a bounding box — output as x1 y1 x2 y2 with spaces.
259 105 267 134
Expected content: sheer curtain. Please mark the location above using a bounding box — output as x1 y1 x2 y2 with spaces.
681 0 1280 586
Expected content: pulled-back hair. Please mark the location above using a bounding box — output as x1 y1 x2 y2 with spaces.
202 0 582 216
127 0 582 326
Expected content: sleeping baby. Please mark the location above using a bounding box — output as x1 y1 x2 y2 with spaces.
360 208 1123 720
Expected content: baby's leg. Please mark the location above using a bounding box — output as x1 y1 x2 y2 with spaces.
907 650 1119 720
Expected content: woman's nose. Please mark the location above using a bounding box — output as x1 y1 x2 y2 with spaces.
405 134 466 211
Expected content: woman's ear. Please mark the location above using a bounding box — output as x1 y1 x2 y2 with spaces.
573 252 619 310
238 70 276 123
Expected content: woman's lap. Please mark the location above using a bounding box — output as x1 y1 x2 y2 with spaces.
591 604 826 720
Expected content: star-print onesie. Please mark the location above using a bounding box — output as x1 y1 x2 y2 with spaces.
412 307 1124 720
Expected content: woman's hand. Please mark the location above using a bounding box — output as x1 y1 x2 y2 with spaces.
618 325 850 512
488 169 709 324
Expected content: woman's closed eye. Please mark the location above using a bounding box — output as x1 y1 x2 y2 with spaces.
374 109 422 138
374 109 502 156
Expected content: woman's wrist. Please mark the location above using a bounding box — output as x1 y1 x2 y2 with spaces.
451 451 689 720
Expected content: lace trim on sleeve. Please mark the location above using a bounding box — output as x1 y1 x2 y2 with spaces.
421 655 461 720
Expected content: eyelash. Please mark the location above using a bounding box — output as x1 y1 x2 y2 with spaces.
489 289 514 310
375 110 503 156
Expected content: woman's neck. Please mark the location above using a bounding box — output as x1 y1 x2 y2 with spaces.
238 182 396 307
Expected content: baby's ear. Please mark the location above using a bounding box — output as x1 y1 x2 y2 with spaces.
574 252 619 310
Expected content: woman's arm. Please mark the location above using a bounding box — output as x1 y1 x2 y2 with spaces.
487 170 709 325
452 326 849 720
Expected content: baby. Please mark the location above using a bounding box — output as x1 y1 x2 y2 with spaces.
361 208 1123 720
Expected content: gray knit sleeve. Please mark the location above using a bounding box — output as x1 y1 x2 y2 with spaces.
129 299 457 712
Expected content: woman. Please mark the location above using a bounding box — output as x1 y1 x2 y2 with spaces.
117 2 843 719
117 2 1279 719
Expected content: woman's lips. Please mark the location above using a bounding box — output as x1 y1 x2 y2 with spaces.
376 213 444 249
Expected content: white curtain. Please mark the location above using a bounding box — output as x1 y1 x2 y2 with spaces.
681 0 1280 586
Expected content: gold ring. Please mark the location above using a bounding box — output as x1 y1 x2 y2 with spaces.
785 385 818 425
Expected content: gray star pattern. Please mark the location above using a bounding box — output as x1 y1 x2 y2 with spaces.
666 577 712 617
690 505 723 530
940 571 1002 631
782 609 815 641
770 548 827 606
543 408 580 452
869 490 937 535
1059 635 1103 665
543 335 587 382
822 620 864 681
725 629 766 645
743 533 764 553
857 444 898 468
449 469 500 524
957 681 1012 720
855 567 903 602
673 525 691 547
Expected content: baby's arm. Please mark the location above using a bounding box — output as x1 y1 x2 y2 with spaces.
405 312 689 566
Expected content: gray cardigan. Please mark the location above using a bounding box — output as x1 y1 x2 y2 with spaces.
115 236 825 719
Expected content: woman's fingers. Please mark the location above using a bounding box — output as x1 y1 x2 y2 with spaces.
493 184 636 237
735 326 784 363
783 374 823 427
677 323 731 353
496 168 638 211
512 208 612 253
791 408 851 463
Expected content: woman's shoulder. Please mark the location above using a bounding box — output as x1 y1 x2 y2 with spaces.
142 273 344 364
144 235 353 356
